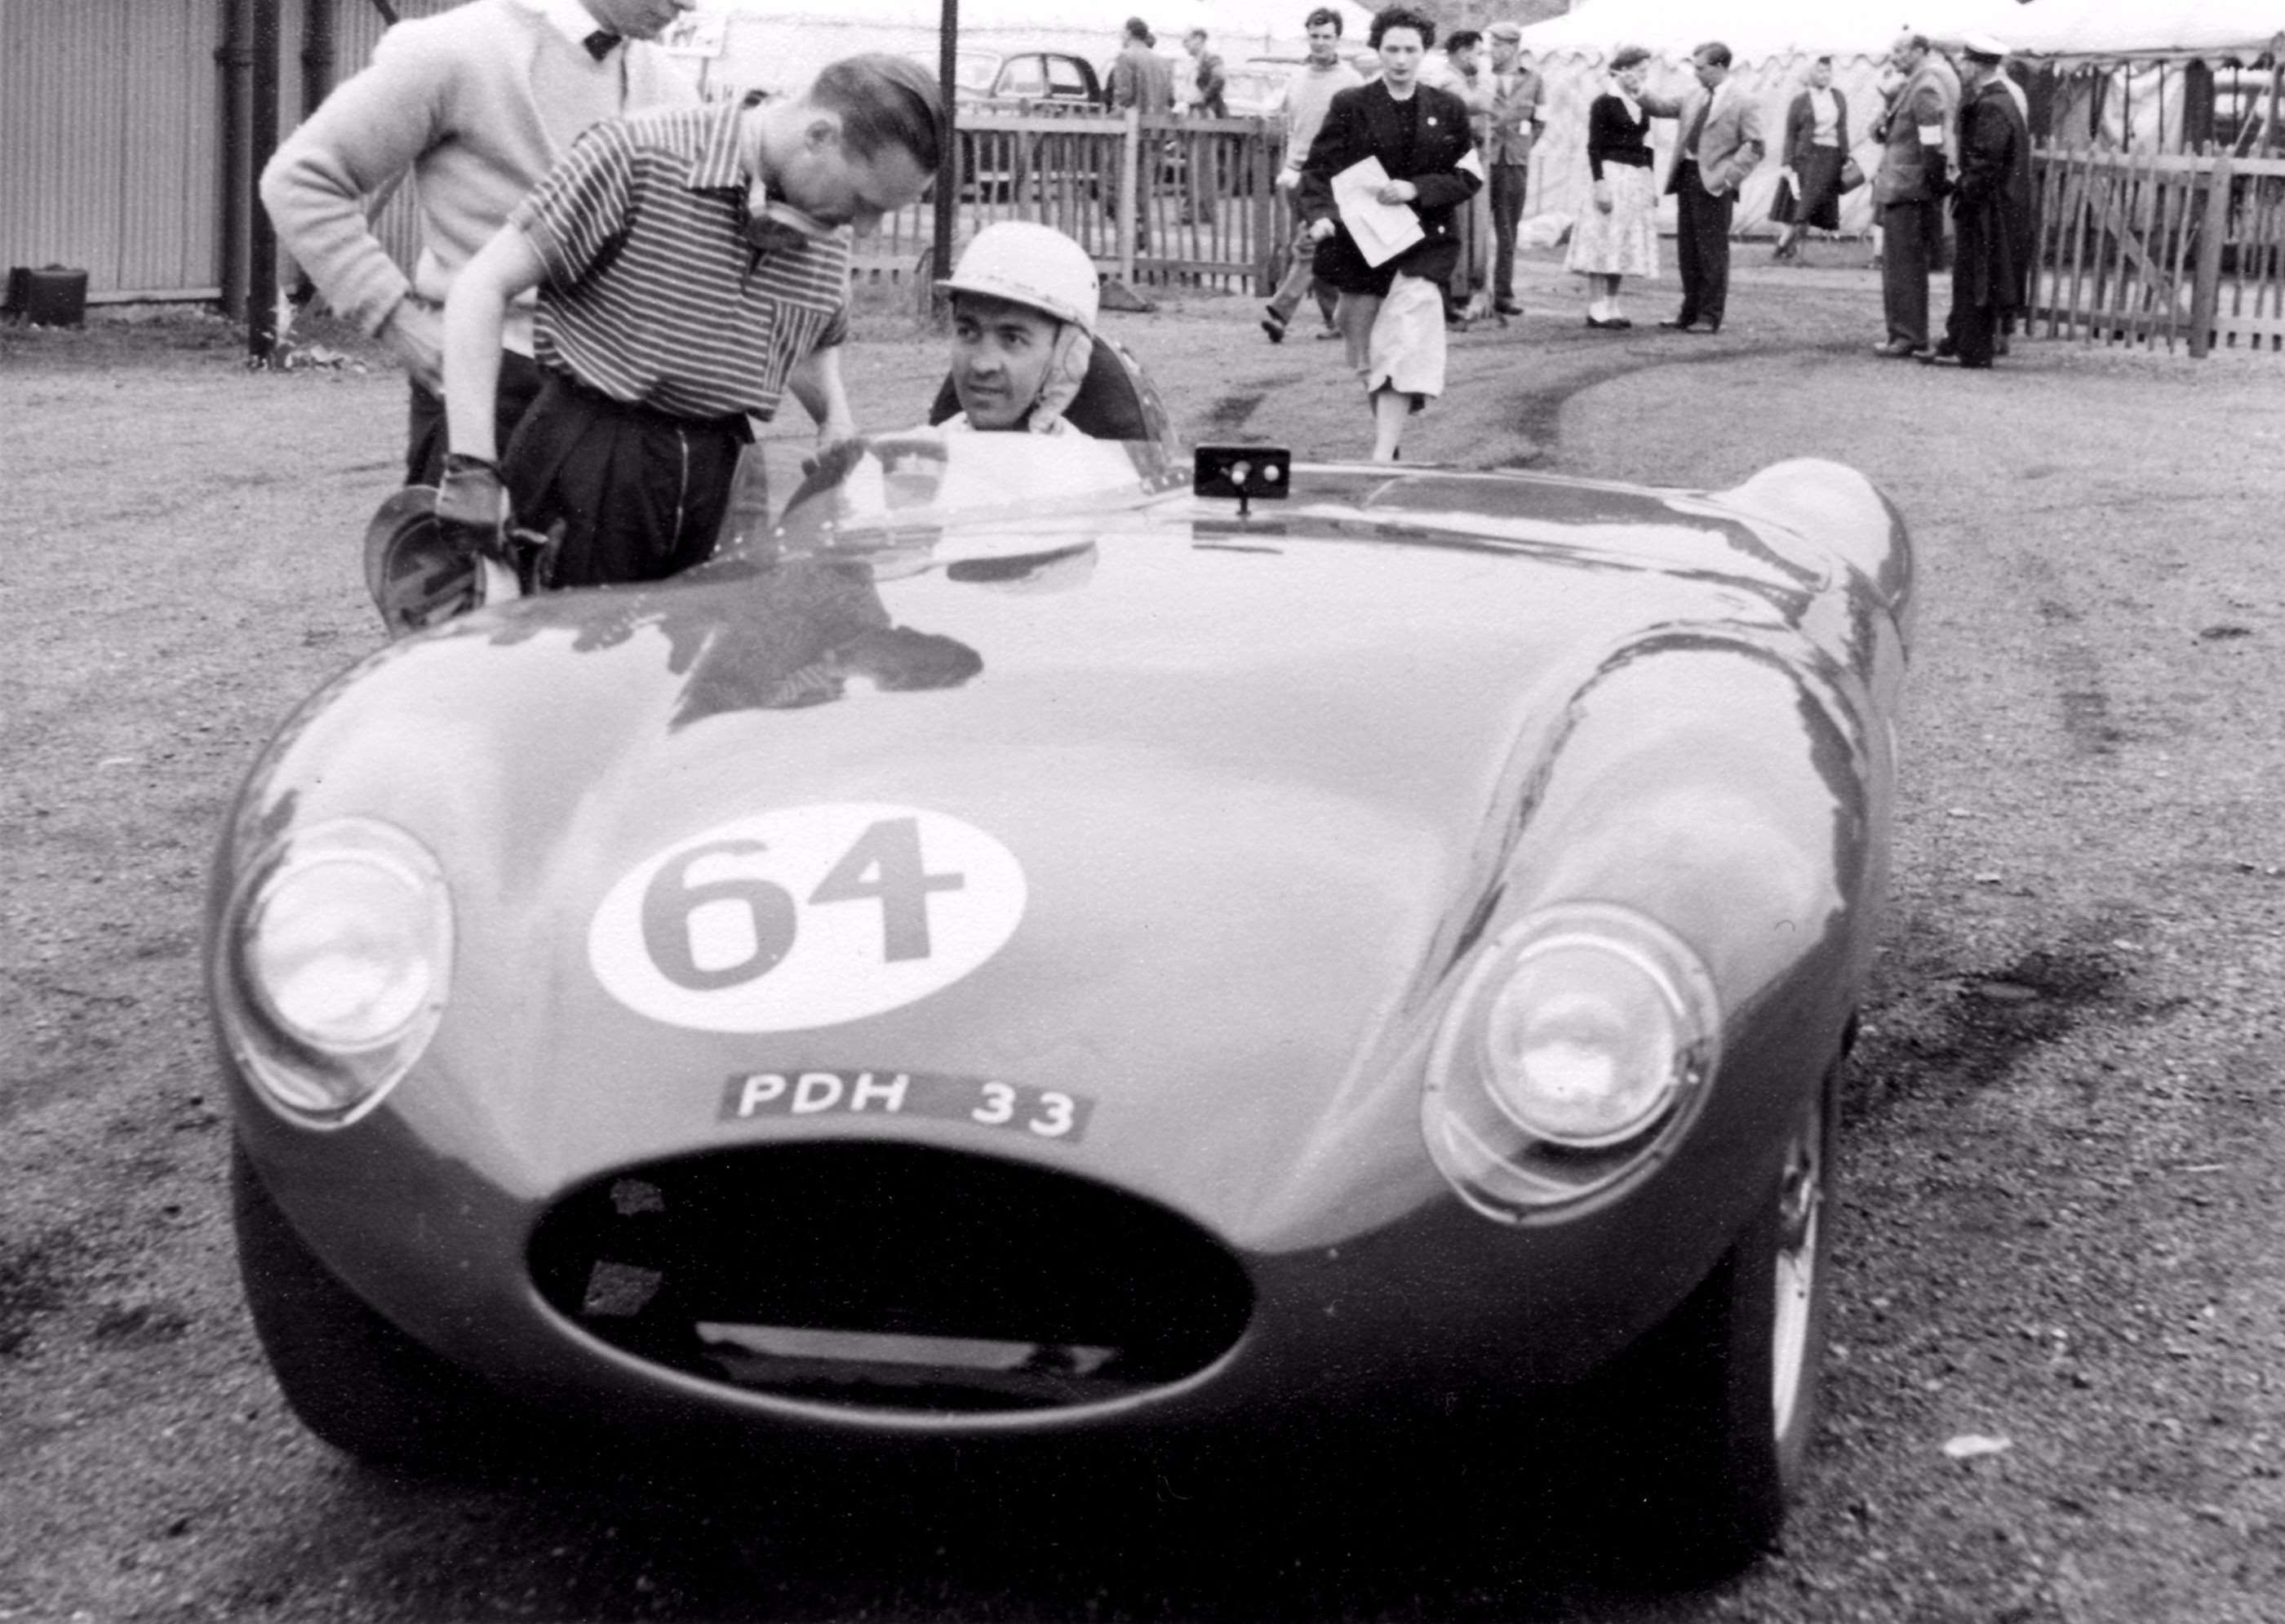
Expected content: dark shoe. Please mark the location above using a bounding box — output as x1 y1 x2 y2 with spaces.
1657 316 1697 331
1313 326 1342 340
1919 352 1990 368
1996 335 2012 356
1586 315 1631 330
1494 298 1523 317
1871 339 1926 358
1261 312 1286 344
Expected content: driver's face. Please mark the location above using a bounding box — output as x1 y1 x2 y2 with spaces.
1305 23 1341 65
950 295 1063 430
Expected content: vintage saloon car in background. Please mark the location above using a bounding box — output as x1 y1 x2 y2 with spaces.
211 405 1912 1574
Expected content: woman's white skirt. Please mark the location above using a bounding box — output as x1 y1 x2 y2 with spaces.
1341 273 1449 400
1565 163 1660 280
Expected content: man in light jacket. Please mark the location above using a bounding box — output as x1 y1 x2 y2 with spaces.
261 0 700 485
1480 21 1544 317
1654 41 1764 335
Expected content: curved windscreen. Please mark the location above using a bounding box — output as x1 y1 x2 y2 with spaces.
768 431 1181 575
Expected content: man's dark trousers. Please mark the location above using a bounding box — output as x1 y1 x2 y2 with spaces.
1881 197 1941 348
1672 165 1735 328
1488 162 1529 304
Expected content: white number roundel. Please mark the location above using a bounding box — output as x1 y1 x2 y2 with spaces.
588 804 1026 1032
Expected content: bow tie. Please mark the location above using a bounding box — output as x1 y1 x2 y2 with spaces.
583 29 620 61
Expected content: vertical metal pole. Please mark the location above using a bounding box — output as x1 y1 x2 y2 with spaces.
248 0 283 362
931 0 960 321
301 0 336 119
215 0 251 319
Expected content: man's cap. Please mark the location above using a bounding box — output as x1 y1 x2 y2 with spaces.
1487 20 1523 41
1959 31 2008 63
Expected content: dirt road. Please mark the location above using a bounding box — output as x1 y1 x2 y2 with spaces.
3 255 2283 1622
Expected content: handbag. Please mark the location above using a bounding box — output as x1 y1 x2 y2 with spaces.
1768 175 1799 225
1839 156 1866 193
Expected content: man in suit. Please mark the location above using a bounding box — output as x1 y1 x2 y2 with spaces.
1300 5 1484 462
1657 41 1764 335
1481 21 1545 318
1869 32 1960 357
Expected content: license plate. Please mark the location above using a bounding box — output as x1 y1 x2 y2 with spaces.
720 1068 1091 1143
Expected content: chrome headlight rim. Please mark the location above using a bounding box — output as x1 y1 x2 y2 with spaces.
1424 901 1722 1221
219 816 452 1129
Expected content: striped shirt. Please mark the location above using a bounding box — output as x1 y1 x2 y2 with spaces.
512 98 850 422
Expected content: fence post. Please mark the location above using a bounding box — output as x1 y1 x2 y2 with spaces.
2187 151 2233 357
1250 119 1278 295
1116 106 1140 286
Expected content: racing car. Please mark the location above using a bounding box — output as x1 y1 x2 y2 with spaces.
211 398 1911 1574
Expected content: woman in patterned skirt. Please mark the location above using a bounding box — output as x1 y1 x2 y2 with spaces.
1565 45 1665 329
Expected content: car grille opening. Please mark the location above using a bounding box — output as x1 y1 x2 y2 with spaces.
528 1143 1253 1413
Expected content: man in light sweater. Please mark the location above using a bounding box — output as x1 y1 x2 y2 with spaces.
1260 6 1361 343
260 0 700 486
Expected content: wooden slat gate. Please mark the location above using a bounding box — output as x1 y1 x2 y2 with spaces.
851 106 1284 297
2031 144 2285 356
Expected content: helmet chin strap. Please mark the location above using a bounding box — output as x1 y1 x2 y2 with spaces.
1027 324 1094 433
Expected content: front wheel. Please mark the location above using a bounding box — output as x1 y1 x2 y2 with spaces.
1582 1061 1839 1577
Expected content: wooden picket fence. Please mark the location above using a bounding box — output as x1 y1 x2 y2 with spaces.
851 107 1284 297
2030 144 2285 356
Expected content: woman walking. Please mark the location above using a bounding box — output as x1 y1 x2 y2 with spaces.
1773 55 1850 262
1300 5 1483 462
1565 45 1664 329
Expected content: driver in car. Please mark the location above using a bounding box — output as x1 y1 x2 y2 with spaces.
935 222 1101 436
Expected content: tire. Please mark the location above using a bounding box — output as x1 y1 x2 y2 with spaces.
232 1140 510 1469
1582 1059 1840 1579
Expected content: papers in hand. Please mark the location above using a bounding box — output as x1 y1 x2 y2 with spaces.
1330 156 1422 268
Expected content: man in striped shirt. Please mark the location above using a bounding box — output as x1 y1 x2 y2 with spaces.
439 55 941 588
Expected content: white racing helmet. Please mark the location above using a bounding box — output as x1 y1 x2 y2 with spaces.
936 221 1100 331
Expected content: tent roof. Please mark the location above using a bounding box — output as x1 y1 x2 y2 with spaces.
1513 0 2026 62
1993 0 2284 61
1515 0 2284 64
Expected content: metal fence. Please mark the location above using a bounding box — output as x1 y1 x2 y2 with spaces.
2030 144 2285 357
854 108 1285 295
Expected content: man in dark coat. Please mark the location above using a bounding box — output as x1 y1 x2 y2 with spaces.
1927 33 2033 370
1299 4 1483 462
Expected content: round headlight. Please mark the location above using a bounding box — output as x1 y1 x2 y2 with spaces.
1425 903 1720 1218
248 854 439 1049
1479 936 1695 1147
221 819 451 1125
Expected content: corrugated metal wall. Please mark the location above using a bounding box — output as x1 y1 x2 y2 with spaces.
0 0 463 305
0 0 223 300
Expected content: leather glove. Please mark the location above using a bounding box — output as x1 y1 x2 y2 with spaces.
433 453 512 563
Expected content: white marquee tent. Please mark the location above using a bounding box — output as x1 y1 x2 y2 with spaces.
1995 0 2284 63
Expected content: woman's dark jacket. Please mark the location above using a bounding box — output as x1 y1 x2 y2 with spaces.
1299 78 1483 293
1782 87 1850 170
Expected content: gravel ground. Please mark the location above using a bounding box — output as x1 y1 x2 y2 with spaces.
2 249 2283 1622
